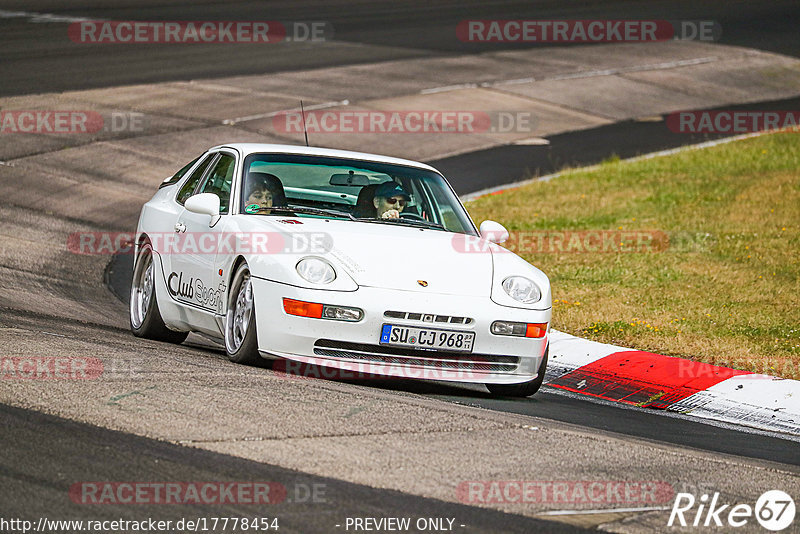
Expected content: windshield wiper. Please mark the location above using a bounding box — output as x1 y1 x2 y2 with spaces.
250 206 355 220
355 217 445 230
251 206 444 230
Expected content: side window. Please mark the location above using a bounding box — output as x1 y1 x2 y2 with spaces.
403 178 430 220
424 178 468 233
160 155 200 189
199 154 236 214
199 154 236 213
176 154 215 205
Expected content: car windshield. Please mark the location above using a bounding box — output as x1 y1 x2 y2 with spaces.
240 153 477 235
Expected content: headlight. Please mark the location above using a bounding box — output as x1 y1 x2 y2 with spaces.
491 321 547 338
502 276 541 304
296 257 336 284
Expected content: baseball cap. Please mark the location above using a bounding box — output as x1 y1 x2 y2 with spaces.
375 181 411 200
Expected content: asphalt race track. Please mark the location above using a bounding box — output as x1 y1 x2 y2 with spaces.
0 403 581 533
1 0 799 96
1 1 799 533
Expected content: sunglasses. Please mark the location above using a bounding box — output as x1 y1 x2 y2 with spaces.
385 197 408 206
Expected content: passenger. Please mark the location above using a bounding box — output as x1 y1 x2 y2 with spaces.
243 172 285 212
372 181 411 219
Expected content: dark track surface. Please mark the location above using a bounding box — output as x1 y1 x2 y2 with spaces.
1 0 799 96
0 403 586 533
106 252 800 469
433 96 800 194
371 381 800 467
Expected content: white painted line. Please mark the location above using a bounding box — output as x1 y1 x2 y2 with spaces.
420 83 479 95
221 99 349 125
548 57 719 81
625 56 720 71
488 77 536 87
513 137 550 146
539 506 671 516
623 129 769 161
460 129 777 202
0 10 27 18
0 9 101 24
421 57 718 95
551 68 619 80
41 331 67 338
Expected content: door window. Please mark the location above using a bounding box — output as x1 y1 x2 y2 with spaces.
198 154 236 213
177 154 215 205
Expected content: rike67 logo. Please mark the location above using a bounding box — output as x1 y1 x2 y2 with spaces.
668 490 795 531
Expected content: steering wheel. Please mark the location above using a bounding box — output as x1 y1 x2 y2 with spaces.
399 212 425 221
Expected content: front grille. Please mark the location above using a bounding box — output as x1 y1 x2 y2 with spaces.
384 310 474 325
313 339 519 373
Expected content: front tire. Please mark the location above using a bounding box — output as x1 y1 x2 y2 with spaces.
486 344 549 398
224 263 262 365
130 241 188 344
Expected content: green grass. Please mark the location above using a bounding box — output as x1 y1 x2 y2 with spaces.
465 133 800 378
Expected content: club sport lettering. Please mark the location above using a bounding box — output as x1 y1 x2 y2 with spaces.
169 272 226 312
168 272 194 299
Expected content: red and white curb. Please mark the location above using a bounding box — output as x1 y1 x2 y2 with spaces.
545 330 800 436
460 133 799 437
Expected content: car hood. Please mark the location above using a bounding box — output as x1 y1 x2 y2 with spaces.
267 217 493 296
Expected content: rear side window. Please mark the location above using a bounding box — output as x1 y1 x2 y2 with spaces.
177 154 215 205
160 155 201 189
198 154 236 213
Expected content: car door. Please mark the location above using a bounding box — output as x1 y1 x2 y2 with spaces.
167 150 237 335
161 151 214 290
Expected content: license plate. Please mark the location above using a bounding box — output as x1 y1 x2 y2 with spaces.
380 324 475 353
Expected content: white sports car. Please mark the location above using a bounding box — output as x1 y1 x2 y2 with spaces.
130 143 552 396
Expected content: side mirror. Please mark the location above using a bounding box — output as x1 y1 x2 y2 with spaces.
479 220 509 244
185 193 221 226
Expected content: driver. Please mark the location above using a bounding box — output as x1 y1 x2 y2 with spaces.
372 181 411 219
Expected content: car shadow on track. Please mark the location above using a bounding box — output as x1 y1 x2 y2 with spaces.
267 359 533 400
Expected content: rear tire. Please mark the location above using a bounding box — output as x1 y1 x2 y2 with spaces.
130 241 188 344
224 263 262 365
486 344 549 398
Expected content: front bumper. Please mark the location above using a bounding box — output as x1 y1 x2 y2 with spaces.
251 277 551 385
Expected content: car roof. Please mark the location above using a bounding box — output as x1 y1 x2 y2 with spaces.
209 143 441 173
